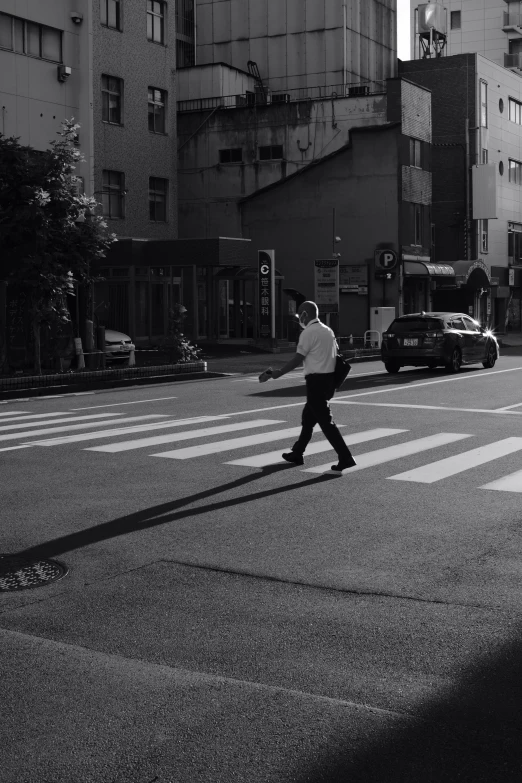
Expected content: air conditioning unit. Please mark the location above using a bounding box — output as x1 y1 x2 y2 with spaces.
348 85 369 97
271 93 290 104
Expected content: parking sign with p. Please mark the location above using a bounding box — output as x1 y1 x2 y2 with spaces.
375 249 397 271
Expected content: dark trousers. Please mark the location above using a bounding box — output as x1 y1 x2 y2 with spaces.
291 373 353 460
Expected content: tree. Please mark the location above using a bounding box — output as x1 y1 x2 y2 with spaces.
0 120 115 374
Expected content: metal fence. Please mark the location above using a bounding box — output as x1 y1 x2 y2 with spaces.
177 80 387 113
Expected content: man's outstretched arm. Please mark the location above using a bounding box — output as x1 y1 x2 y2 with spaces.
259 352 304 382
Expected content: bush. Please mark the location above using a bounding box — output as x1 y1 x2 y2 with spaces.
160 304 202 363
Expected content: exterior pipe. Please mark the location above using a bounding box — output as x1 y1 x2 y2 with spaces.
343 0 347 92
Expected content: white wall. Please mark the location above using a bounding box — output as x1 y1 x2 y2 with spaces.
177 64 256 101
410 0 508 65
477 54 522 269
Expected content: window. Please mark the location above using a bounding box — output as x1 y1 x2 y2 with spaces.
410 138 421 168
101 0 121 30
482 148 488 164
176 0 195 66
147 1 165 44
450 317 466 331
102 170 125 218
450 10 461 30
509 159 522 183
462 317 480 332
480 81 488 128
219 148 242 163
509 97 522 125
509 222 522 262
481 220 489 253
259 145 284 160
101 75 123 124
149 177 168 221
148 88 166 133
0 13 62 62
414 204 423 246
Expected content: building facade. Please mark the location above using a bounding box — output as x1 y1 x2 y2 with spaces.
196 0 397 93
177 68 389 239
401 52 522 331
409 0 514 68
239 78 440 339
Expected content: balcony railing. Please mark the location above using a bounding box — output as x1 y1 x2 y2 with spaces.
505 52 522 69
503 10 522 29
177 80 387 113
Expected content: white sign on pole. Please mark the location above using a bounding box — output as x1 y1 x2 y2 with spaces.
314 259 339 314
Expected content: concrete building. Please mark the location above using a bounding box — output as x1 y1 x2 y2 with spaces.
238 77 441 339
401 49 522 331
409 0 522 73
0 0 202 361
195 0 397 93
177 0 399 241
177 65 389 238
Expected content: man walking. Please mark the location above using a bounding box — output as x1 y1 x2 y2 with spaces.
259 301 356 472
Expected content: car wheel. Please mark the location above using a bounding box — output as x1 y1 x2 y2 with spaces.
482 344 497 369
384 361 401 374
445 348 461 373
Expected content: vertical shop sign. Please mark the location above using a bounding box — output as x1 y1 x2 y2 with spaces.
258 250 275 338
314 259 339 314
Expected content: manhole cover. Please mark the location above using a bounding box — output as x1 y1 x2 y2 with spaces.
0 555 68 592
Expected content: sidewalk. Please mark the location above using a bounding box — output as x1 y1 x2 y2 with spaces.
498 332 522 350
0 346 380 399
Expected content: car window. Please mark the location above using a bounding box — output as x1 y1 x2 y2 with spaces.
462 317 481 332
389 318 444 333
449 317 466 330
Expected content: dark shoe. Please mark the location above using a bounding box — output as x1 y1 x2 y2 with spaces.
282 451 304 466
331 456 357 472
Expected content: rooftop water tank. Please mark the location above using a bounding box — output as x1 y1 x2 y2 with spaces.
418 3 447 35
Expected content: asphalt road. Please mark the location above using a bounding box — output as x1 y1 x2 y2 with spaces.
3 355 522 782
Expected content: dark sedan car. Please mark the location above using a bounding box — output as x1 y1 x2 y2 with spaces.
381 312 499 373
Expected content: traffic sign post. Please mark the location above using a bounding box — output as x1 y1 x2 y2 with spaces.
258 250 275 340
374 249 397 306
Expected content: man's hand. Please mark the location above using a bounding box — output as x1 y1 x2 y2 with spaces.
258 368 273 383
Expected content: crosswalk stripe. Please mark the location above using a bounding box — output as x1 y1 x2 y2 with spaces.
225 428 407 468
0 411 31 417
31 416 225 446
0 412 123 432
0 415 165 443
303 433 472 475
86 419 285 453
480 469 522 493
151 426 306 460
389 437 522 484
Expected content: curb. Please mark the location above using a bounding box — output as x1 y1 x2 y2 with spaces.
0 353 383 400
0 368 226 401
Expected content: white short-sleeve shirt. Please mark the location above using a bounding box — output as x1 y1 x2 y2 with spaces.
297 319 337 376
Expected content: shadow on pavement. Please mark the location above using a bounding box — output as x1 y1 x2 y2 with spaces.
16 467 338 562
249 366 483 398
299 623 522 782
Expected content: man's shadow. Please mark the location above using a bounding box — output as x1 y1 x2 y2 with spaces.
16 465 339 562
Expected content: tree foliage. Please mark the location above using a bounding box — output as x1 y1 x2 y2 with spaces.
0 120 115 373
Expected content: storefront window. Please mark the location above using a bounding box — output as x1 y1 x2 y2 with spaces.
135 281 149 338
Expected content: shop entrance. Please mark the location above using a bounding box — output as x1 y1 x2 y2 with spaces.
216 273 256 340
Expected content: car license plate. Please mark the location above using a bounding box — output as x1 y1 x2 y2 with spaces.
403 338 418 346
